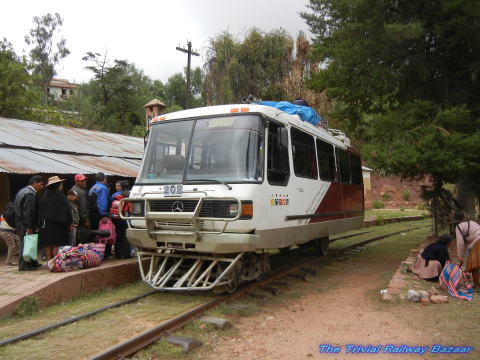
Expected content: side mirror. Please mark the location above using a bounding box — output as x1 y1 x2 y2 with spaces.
144 130 150 150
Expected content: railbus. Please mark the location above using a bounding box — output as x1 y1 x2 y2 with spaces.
120 104 364 292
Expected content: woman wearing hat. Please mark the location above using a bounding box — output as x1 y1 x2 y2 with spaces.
38 176 73 260
454 211 480 291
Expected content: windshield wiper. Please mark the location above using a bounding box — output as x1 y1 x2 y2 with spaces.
185 179 232 190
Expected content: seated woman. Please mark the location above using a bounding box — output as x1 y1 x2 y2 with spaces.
413 234 453 281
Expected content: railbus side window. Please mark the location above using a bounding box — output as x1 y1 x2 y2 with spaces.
316 139 335 182
350 153 363 186
291 127 318 180
267 122 290 186
337 148 351 184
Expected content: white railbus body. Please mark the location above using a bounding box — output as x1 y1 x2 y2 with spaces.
121 104 364 292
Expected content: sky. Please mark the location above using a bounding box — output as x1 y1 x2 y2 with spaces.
0 0 312 84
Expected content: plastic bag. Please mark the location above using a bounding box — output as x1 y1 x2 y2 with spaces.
23 234 38 262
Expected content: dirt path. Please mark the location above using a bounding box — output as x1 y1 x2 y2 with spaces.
202 250 433 360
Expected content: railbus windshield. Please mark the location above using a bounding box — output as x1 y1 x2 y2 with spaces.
137 114 265 185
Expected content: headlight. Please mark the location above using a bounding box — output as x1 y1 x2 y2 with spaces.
228 203 239 216
131 202 144 216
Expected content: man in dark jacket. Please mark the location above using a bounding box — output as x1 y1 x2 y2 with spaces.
88 172 109 230
70 174 90 227
14 175 44 271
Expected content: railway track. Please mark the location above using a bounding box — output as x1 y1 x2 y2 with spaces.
0 220 429 358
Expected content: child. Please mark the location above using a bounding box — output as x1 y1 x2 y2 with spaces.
0 214 19 266
67 190 80 246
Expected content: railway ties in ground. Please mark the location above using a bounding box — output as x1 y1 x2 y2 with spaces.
0 220 430 357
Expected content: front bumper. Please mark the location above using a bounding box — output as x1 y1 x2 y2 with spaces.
127 228 259 253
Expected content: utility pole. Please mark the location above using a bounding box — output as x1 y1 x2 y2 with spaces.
176 41 200 109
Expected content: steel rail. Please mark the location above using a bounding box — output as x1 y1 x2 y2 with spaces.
330 230 373 242
0 290 157 347
91 224 429 360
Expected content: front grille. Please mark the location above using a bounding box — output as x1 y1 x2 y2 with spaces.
155 220 205 230
199 200 237 218
149 199 199 212
155 221 194 228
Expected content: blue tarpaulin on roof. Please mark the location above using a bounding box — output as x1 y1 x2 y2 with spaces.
259 101 323 126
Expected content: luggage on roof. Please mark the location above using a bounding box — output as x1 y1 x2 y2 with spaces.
259 101 324 127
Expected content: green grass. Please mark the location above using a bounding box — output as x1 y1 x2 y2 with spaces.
365 208 428 220
0 281 211 360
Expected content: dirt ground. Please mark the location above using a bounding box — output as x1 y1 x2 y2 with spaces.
196 232 477 360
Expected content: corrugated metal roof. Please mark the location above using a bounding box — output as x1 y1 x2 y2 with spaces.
0 117 144 159
0 148 141 177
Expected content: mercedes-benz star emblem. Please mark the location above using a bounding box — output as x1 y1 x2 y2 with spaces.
172 201 184 212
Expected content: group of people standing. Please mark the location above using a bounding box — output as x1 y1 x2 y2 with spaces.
0 172 132 271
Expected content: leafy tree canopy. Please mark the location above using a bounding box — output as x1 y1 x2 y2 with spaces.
302 0 480 188
204 28 294 104
0 38 41 119
25 13 70 100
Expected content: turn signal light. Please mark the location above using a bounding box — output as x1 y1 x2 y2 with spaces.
150 116 166 123
241 201 253 219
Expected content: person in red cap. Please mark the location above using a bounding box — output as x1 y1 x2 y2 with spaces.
70 174 90 228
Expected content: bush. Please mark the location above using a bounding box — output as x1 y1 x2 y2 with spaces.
14 296 38 317
402 190 411 201
417 203 427 210
373 200 385 209
381 192 391 201
400 206 405 211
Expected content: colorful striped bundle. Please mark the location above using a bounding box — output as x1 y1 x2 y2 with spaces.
439 262 473 301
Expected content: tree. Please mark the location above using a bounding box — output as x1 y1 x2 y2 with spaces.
302 0 480 222
0 38 41 119
164 73 187 109
202 28 333 116
150 79 166 102
25 13 70 101
203 29 294 104
81 52 157 134
190 66 206 108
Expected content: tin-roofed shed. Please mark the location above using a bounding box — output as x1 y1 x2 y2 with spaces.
0 117 144 212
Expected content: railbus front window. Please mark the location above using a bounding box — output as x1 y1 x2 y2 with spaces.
138 120 193 183
137 115 264 185
185 115 264 184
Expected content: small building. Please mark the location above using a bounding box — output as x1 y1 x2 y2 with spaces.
362 166 373 207
47 78 79 101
